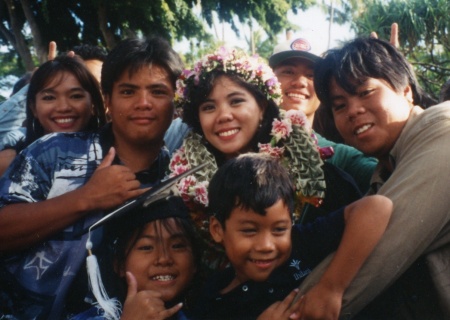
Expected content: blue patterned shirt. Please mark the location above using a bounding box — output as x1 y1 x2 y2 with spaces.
0 84 27 150
0 126 170 319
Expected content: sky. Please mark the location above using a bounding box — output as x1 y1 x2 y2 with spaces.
173 6 355 56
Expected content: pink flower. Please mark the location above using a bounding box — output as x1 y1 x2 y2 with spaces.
258 143 285 158
171 164 190 176
285 109 308 127
177 176 197 196
194 181 209 206
169 148 188 172
271 118 292 142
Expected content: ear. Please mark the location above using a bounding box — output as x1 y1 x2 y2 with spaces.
209 216 224 244
403 85 414 104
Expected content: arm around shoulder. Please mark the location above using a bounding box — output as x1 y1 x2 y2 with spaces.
296 195 392 320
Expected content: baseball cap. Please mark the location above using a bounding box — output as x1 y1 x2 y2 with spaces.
269 37 323 68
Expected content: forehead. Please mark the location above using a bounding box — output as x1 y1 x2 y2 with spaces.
116 64 171 84
226 201 291 225
40 71 80 90
274 57 314 70
140 218 185 237
210 76 249 94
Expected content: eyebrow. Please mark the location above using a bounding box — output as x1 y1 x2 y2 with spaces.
117 82 172 90
202 91 246 103
236 218 291 225
38 87 85 94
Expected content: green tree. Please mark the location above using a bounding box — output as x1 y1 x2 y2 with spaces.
0 0 316 74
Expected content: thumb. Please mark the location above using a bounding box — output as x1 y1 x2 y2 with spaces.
125 271 138 300
98 147 116 170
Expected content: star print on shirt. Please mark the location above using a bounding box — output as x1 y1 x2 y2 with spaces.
24 251 54 280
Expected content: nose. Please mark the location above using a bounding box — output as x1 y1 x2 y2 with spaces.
55 97 72 112
136 91 151 109
346 98 365 122
154 243 174 266
255 232 275 253
291 73 307 87
217 105 233 123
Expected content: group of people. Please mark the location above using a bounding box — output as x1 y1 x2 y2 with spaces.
0 26 449 320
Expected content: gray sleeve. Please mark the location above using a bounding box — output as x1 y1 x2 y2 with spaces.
299 108 450 317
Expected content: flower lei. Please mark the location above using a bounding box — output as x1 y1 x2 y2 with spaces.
169 109 327 231
174 46 283 109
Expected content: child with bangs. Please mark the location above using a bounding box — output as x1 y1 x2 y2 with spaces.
71 196 202 320
191 153 392 320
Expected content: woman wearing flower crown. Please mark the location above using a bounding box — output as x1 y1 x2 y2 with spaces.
168 47 361 268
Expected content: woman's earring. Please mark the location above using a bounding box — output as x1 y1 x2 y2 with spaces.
31 118 37 134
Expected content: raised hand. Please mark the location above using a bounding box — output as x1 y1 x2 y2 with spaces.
370 23 399 48
78 147 148 212
120 272 183 320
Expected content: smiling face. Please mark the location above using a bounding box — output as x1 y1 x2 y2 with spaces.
31 71 93 134
106 64 174 148
210 199 292 288
198 76 264 159
123 218 196 302
330 77 413 161
273 58 319 123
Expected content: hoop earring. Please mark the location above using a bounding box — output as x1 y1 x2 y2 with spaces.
31 118 37 135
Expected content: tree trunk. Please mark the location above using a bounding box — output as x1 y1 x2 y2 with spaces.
3 0 35 71
328 0 334 50
20 0 46 64
98 0 116 50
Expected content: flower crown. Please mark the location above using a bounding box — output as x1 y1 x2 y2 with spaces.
174 47 283 109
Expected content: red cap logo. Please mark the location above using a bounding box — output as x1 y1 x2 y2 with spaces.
290 38 311 52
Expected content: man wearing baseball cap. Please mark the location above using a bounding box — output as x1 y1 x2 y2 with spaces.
269 37 323 124
270 37 377 194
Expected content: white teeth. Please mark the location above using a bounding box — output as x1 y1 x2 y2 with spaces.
218 129 239 137
355 124 372 135
55 118 75 124
287 93 306 100
152 275 175 281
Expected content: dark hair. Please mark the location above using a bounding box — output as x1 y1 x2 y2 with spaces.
208 153 295 227
182 71 280 164
314 37 435 114
101 37 183 97
312 103 344 143
439 79 450 103
72 44 108 62
24 55 106 148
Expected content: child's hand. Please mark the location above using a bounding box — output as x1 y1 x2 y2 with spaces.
257 289 303 320
297 282 342 320
120 272 183 320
